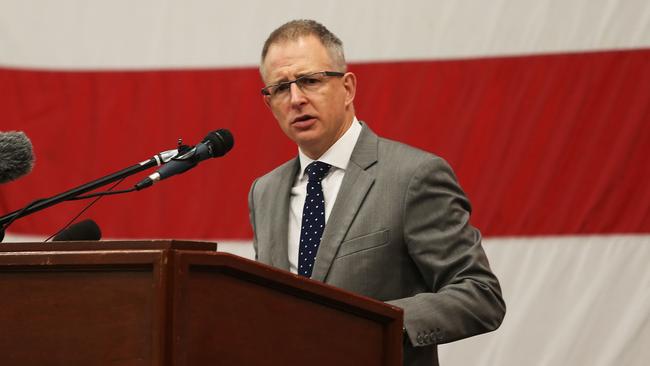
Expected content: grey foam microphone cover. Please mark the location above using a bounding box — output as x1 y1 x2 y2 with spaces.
0 131 35 184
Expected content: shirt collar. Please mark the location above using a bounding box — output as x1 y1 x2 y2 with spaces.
298 116 362 178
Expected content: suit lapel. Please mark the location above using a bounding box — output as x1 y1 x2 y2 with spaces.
268 158 299 271
311 124 378 282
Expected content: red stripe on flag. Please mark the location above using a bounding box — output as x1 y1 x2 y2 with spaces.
1 49 649 238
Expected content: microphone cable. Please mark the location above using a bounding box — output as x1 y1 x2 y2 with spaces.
43 177 126 242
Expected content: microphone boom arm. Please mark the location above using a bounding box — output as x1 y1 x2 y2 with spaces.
0 149 177 228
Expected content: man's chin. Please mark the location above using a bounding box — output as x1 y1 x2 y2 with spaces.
288 122 319 141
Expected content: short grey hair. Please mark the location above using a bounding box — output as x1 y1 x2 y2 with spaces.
260 19 347 78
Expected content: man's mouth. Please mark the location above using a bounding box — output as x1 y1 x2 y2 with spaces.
292 115 315 124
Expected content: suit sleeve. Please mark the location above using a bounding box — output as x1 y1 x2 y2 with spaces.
387 157 506 346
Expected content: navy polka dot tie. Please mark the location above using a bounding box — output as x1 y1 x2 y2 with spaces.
298 161 332 277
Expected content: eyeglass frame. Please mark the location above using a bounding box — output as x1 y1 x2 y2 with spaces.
260 71 345 97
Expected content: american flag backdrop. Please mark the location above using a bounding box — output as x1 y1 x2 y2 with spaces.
1 1 649 364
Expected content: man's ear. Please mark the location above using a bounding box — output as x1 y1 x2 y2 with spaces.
343 72 357 106
262 95 272 109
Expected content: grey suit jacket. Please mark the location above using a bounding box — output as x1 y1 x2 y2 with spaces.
248 123 505 366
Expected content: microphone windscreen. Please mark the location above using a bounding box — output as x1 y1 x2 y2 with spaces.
53 219 102 241
0 131 35 184
204 129 234 157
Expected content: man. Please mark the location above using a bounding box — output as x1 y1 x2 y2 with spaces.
248 19 505 365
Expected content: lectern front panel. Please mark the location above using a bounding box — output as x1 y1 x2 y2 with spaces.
0 250 167 366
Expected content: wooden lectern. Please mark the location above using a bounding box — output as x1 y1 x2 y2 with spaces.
0 241 403 365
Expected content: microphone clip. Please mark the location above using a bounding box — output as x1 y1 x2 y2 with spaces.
173 138 199 163
176 138 193 155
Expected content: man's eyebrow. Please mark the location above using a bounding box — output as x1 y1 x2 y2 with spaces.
269 71 314 85
270 77 290 85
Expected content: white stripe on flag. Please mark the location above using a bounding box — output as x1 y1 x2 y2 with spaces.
1 0 649 69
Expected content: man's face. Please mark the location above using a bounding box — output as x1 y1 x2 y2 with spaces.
261 35 356 159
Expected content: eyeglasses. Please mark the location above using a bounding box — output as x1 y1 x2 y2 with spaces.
261 71 345 98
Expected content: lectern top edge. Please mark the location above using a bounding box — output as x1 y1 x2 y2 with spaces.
0 239 217 253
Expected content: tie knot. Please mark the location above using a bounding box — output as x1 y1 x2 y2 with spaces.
305 161 331 182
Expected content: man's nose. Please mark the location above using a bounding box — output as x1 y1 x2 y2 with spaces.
289 82 308 106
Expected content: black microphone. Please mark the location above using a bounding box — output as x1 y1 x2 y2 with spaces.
134 129 234 190
52 219 102 241
0 131 35 184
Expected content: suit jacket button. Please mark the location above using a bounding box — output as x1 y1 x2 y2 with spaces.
416 334 424 344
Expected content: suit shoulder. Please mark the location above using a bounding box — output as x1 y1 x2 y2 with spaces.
377 136 447 168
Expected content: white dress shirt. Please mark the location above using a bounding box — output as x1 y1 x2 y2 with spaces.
287 118 362 274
